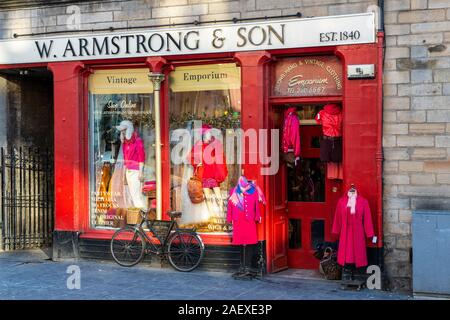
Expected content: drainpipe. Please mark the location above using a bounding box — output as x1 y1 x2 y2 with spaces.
377 0 386 277
148 73 165 220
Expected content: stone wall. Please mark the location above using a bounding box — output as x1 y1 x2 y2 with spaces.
382 0 450 291
1 0 449 292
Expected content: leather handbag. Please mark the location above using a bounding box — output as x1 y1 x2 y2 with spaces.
319 247 342 280
282 152 296 168
187 167 205 204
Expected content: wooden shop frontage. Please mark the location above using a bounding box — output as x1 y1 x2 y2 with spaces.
0 12 384 276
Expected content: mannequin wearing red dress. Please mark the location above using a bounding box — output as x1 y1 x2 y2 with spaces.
188 125 228 213
331 187 375 268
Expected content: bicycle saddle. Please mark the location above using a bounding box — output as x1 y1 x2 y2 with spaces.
168 211 182 219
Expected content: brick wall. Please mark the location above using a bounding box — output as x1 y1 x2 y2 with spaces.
1 0 449 292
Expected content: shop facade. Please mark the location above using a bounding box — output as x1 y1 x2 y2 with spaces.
0 11 383 274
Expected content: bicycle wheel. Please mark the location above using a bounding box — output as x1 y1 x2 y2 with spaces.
167 231 204 272
111 227 146 267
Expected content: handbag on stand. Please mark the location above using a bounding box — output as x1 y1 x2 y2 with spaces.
187 166 205 204
319 247 342 280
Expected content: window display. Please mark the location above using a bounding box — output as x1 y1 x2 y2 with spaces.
89 68 155 228
169 63 241 233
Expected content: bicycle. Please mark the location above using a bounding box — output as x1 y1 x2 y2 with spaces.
110 210 205 272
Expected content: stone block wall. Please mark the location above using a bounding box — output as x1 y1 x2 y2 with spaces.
383 0 450 291
1 0 449 292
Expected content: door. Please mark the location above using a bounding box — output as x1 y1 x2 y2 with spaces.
270 107 288 272
285 105 342 269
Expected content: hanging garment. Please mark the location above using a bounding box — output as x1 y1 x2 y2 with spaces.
327 162 343 180
188 138 228 187
316 104 343 163
109 144 134 209
227 177 265 245
95 162 113 212
315 103 343 137
282 107 301 158
331 193 375 268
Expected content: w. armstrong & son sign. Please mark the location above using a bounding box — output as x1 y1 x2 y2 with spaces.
0 13 376 64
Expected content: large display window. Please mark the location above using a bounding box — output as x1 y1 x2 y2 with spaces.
168 63 241 233
88 68 155 228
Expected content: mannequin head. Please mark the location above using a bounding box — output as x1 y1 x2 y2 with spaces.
201 124 213 143
116 120 134 142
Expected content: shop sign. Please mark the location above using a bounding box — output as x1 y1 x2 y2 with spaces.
0 13 375 64
272 56 343 97
89 68 153 94
169 63 240 92
347 64 375 79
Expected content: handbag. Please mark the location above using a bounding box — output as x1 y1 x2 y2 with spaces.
319 247 342 280
187 167 205 204
282 152 295 168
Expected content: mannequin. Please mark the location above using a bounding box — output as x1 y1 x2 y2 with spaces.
189 124 228 214
227 176 266 279
116 120 146 209
332 185 375 284
315 103 343 180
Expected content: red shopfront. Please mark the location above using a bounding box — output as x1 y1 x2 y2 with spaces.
0 13 384 273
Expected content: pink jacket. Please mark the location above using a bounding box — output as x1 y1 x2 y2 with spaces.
226 187 261 223
332 195 375 268
122 131 145 170
282 107 301 157
315 104 343 137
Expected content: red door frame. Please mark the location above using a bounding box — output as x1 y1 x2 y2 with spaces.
0 32 384 273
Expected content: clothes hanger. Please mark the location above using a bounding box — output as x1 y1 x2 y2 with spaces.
349 183 356 193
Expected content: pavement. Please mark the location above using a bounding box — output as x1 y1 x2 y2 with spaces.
0 248 412 300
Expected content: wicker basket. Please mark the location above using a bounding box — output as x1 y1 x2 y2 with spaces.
126 208 156 225
126 208 142 225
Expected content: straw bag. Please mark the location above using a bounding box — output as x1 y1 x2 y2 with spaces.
319 247 342 280
126 208 142 225
187 168 204 204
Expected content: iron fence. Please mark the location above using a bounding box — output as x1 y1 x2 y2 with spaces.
0 147 54 250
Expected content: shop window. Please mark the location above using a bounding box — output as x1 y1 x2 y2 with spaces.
287 158 325 202
311 220 325 249
88 68 155 228
168 63 241 233
288 219 302 249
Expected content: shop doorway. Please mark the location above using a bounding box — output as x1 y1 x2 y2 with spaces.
0 68 54 250
272 104 342 270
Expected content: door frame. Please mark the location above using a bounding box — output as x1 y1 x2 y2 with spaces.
269 97 344 270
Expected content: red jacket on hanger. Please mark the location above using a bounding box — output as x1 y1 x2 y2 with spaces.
315 103 343 137
331 194 375 267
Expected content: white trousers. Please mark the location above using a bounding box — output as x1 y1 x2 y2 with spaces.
125 169 145 208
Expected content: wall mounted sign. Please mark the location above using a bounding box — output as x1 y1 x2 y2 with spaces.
347 64 376 79
89 68 153 94
0 13 375 64
272 56 343 97
169 63 240 92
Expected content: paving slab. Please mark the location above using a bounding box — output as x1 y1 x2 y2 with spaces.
0 249 412 300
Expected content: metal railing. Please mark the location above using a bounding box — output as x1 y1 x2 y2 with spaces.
0 147 54 250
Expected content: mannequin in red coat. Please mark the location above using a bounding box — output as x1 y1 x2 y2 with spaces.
331 188 375 268
188 125 228 213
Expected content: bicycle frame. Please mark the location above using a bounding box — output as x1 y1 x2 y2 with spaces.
129 217 177 255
